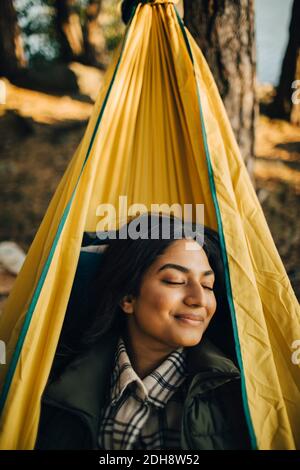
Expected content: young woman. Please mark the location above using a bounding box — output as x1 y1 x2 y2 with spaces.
34 212 251 450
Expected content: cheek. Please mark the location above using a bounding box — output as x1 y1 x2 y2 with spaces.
208 294 217 317
136 283 179 314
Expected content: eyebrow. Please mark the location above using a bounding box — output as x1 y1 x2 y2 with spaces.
157 263 215 277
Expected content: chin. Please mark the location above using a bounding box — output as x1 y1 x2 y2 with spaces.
172 333 204 348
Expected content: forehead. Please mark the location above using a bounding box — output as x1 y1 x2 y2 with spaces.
148 239 212 274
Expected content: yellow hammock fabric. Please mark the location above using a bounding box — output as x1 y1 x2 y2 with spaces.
0 0 299 450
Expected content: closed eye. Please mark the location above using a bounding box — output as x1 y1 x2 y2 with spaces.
162 280 185 285
162 280 214 290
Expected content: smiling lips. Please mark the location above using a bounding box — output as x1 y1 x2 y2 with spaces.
174 313 205 325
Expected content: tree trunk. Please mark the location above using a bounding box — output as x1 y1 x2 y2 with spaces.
82 0 105 67
183 0 257 177
54 0 84 62
0 0 26 77
271 1 300 125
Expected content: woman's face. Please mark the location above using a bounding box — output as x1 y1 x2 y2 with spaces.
120 238 217 350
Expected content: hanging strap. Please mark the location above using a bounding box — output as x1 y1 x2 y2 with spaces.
121 0 177 24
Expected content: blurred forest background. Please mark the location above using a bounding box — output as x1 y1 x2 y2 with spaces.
0 0 299 311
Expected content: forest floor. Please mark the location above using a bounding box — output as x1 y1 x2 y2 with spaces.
0 71 299 314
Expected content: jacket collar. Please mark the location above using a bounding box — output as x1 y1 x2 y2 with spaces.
186 336 240 376
110 335 187 407
43 330 240 420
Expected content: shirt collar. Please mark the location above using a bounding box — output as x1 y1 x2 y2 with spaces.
110 336 188 408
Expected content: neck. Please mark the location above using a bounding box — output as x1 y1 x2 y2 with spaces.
122 323 176 379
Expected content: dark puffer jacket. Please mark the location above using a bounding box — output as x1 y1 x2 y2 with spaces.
35 332 252 450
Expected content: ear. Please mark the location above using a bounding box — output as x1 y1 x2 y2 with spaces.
119 294 135 314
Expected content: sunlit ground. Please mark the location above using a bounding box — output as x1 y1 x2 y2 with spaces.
255 115 300 193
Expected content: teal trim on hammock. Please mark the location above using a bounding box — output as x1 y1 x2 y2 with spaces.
0 13 136 417
174 6 257 450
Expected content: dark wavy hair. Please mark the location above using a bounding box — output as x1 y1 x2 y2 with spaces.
51 212 236 380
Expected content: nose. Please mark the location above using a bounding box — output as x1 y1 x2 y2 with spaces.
183 281 208 309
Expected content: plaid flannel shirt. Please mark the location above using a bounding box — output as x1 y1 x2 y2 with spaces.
98 335 189 450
